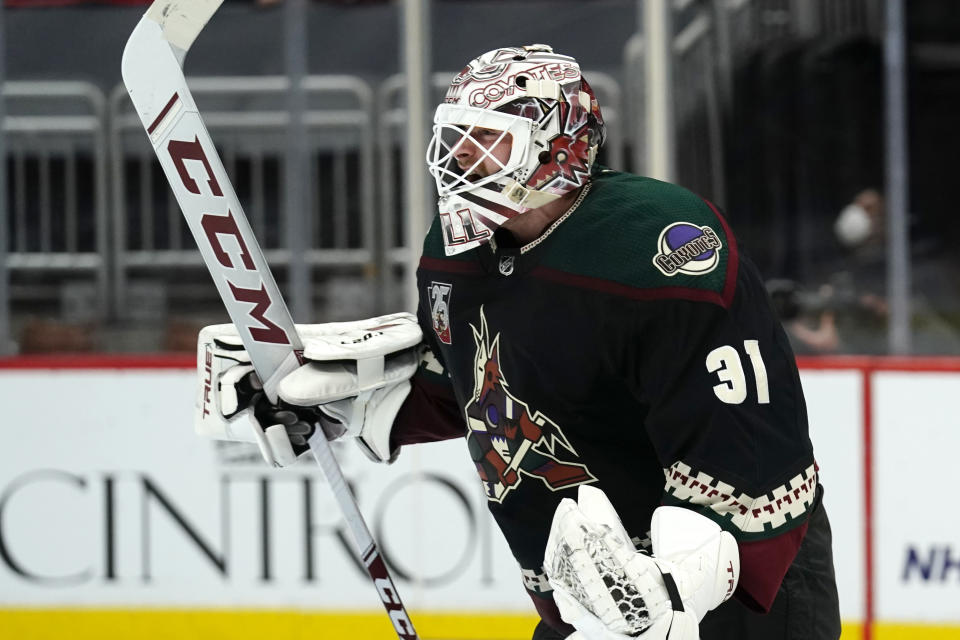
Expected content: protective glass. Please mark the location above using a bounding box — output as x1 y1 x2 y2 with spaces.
426 104 534 198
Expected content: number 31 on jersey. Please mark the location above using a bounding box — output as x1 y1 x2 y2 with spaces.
706 340 770 405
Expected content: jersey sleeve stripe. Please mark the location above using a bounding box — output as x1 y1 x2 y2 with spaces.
662 460 818 540
700 197 739 308
419 256 483 274
530 266 732 306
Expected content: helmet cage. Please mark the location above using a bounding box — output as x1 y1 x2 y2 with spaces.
427 104 535 199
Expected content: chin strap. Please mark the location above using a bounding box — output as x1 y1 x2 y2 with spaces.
502 179 563 209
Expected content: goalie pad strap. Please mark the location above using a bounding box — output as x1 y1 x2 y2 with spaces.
658 567 685 613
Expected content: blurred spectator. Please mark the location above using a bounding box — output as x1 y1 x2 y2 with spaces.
768 189 889 355
834 188 884 253
824 188 889 353
772 188 960 355
766 279 841 355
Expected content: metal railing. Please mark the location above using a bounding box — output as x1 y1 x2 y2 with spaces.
0 71 625 328
723 0 881 56
3 81 109 315
625 0 882 204
673 8 726 203
625 4 726 201
108 75 376 318
1 73 627 327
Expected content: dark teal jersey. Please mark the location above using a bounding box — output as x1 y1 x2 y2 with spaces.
393 168 819 618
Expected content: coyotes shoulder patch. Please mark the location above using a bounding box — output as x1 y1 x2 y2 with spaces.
653 222 723 276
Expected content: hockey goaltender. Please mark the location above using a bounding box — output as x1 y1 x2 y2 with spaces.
197 45 841 640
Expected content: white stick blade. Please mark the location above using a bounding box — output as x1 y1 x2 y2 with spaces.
145 0 225 52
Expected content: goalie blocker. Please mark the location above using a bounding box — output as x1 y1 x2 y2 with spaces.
196 312 423 465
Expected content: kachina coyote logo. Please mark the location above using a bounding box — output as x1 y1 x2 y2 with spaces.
464 308 597 503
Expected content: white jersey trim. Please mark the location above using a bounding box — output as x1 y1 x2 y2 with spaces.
663 461 818 534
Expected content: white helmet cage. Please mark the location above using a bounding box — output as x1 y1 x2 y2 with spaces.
426 44 606 255
427 104 535 198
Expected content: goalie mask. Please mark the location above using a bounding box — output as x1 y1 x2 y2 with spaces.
426 44 606 255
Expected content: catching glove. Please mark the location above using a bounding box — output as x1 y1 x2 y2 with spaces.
543 485 739 640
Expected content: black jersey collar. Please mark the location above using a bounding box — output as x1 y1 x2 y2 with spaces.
478 227 539 277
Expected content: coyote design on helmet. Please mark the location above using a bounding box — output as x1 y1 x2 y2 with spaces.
464 308 597 503
427 45 606 255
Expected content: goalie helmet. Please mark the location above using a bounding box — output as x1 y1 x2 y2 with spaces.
426 44 606 255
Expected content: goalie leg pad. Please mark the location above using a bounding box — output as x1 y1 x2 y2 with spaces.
650 506 740 620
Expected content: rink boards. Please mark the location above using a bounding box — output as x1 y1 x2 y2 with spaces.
0 355 958 639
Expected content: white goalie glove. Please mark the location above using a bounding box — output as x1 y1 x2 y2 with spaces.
544 486 740 640
195 312 422 466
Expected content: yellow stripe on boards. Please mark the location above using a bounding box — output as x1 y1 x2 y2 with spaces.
3 611 958 640
412 612 541 639
841 622 960 640
0 609 541 640
875 623 960 640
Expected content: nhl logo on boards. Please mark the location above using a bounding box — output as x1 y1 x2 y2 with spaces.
653 222 723 276
428 281 453 344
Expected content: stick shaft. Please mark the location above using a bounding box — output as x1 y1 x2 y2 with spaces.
122 5 419 637
309 430 418 639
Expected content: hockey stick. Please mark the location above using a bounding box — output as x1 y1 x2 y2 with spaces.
121 4 418 638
